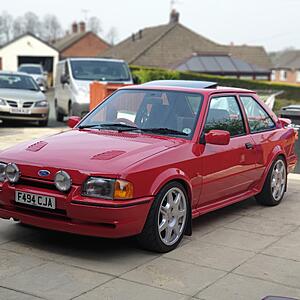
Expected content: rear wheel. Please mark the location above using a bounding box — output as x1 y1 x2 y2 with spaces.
256 157 287 206
138 182 189 252
55 100 64 122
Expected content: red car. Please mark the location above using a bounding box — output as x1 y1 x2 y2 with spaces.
0 81 297 252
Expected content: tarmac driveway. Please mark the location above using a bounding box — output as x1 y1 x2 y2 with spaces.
0 95 300 299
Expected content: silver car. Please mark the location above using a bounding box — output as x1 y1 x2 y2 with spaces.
0 72 49 126
18 64 48 92
280 105 300 125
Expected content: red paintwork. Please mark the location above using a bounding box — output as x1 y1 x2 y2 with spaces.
0 85 297 238
205 130 230 145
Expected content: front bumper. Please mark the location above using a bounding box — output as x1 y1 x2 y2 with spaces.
0 106 49 121
0 180 153 238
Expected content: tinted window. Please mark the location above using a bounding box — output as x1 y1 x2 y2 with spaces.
205 96 245 137
0 74 39 91
70 60 131 82
240 96 276 133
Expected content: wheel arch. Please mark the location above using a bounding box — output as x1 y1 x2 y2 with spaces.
257 146 287 193
150 169 193 236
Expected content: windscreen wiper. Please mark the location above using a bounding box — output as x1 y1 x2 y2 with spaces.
78 123 138 130
118 127 188 136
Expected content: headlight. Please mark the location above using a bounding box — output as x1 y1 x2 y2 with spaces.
0 163 7 182
54 171 72 192
0 98 6 106
5 163 20 183
35 100 48 107
36 77 43 83
82 178 133 200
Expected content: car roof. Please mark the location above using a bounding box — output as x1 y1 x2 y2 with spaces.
18 64 42 68
59 57 127 64
0 71 33 77
121 80 255 95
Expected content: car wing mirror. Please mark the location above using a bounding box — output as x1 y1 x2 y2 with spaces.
60 74 69 85
278 117 291 128
205 130 230 145
68 116 81 128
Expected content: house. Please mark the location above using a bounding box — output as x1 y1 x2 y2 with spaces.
271 50 300 84
0 33 59 85
103 10 272 80
53 22 110 59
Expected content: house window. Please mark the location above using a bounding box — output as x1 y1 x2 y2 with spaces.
279 70 287 81
271 70 276 81
296 71 300 83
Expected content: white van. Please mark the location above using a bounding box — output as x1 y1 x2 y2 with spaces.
54 58 133 121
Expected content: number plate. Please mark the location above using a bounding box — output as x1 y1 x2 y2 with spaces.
15 191 56 210
10 108 31 114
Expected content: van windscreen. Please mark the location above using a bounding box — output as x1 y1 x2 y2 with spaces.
70 60 131 82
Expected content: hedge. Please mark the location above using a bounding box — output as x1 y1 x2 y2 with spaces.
130 65 300 102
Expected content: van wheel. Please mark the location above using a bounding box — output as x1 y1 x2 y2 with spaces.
55 100 64 122
68 101 73 117
256 157 287 206
137 182 189 253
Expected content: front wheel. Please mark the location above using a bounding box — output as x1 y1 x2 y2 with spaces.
256 157 287 206
138 182 189 252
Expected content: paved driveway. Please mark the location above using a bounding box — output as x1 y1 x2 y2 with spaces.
1 95 300 299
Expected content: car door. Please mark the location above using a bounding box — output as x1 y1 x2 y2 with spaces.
239 95 278 180
199 95 258 206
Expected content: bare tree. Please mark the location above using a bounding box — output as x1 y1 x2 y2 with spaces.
87 16 102 35
23 12 41 37
106 27 118 45
42 14 62 42
0 11 13 44
12 17 25 39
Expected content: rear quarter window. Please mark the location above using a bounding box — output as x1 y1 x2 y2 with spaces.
240 96 276 133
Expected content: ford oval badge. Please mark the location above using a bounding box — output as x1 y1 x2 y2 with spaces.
38 170 50 177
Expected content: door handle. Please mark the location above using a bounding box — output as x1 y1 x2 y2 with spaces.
245 142 254 150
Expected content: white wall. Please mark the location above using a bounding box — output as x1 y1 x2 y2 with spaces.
0 35 59 83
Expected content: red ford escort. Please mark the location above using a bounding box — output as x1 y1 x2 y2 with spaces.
0 81 297 252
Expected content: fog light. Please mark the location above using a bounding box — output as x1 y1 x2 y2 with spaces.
5 163 20 183
54 171 72 192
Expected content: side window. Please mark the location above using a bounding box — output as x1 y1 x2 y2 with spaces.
240 96 276 133
205 96 246 137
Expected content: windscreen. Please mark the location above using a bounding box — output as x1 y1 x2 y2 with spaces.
79 89 204 139
0 74 40 91
19 66 42 75
70 60 131 82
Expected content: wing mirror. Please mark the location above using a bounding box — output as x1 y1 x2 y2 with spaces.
60 74 69 85
205 130 230 145
68 116 81 128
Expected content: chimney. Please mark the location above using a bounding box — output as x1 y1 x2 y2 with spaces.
230 41 234 46
79 21 86 33
72 22 78 34
139 29 143 39
131 33 135 42
170 9 179 24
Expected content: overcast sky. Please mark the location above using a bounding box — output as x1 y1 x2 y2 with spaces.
2 0 299 52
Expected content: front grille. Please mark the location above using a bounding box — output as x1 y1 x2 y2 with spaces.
0 112 44 118
23 102 33 108
6 100 18 107
18 178 58 191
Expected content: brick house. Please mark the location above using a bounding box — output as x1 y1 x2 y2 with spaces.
271 50 300 84
53 22 110 59
103 10 272 80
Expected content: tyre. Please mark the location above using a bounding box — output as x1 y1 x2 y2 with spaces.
68 101 73 117
256 156 287 206
138 181 189 252
55 100 64 122
38 119 49 127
